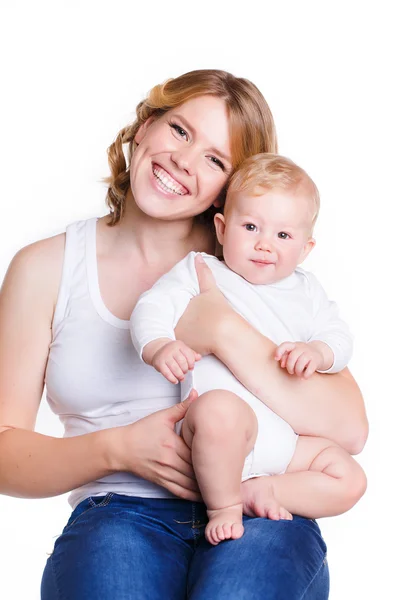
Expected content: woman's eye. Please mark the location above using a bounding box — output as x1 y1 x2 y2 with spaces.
209 156 225 171
170 123 188 140
245 224 257 232
278 232 290 239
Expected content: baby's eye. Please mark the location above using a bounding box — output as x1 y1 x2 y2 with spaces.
245 224 257 232
170 122 188 140
278 232 290 239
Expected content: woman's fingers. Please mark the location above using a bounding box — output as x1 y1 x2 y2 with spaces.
160 449 197 480
116 395 202 499
194 253 217 292
172 432 194 465
164 390 198 426
163 481 202 502
155 456 201 500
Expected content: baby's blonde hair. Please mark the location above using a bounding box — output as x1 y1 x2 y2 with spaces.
105 70 277 226
227 153 320 229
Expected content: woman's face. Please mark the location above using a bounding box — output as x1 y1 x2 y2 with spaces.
130 95 232 221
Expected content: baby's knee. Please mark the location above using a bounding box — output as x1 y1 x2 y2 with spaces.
346 460 367 506
329 449 367 510
186 390 257 439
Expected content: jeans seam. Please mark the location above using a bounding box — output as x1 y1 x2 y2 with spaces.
299 554 327 599
49 555 63 600
192 503 202 547
297 519 328 555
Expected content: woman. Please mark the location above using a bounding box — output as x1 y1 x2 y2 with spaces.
0 70 367 599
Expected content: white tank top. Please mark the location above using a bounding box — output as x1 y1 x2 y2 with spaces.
45 218 180 508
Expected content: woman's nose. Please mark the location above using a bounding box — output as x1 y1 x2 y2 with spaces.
171 148 195 176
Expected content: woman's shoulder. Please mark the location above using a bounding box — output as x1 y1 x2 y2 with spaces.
4 233 66 312
11 232 65 277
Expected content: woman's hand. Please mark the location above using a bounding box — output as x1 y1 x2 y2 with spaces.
175 254 232 355
111 389 202 501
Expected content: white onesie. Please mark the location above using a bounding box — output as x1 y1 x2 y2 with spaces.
130 252 353 479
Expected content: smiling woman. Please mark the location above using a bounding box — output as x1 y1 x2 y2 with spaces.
0 69 338 599
129 96 232 222
105 69 277 226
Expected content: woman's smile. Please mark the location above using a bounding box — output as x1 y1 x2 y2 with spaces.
151 163 189 196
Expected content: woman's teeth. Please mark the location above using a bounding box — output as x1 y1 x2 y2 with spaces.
152 166 187 195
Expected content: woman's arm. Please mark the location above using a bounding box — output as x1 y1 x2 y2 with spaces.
0 399 199 499
175 256 368 455
0 239 117 497
0 240 199 500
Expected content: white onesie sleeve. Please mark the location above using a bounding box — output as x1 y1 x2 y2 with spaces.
130 252 200 360
306 271 353 373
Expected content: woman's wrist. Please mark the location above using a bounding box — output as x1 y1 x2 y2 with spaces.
96 426 126 474
213 308 276 360
211 308 237 356
205 303 235 355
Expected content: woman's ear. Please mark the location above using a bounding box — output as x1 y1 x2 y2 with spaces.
214 213 226 246
213 185 227 208
135 117 154 144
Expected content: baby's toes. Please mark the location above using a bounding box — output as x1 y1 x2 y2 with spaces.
222 523 232 539
231 522 244 539
216 524 226 542
205 524 219 546
279 507 293 520
254 503 271 518
266 507 281 520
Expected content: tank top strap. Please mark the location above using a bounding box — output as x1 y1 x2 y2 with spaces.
52 218 97 335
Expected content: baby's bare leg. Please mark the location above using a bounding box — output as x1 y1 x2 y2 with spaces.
242 436 367 519
182 390 257 545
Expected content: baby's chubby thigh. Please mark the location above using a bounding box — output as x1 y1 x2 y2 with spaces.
180 356 298 478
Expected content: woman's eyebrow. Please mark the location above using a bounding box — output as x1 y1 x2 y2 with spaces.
173 113 232 164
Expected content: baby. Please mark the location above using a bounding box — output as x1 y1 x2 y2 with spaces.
130 153 366 546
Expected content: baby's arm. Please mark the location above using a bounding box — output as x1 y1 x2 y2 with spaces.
130 252 203 380
275 272 353 378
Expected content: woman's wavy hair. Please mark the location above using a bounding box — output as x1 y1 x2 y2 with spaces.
105 69 278 226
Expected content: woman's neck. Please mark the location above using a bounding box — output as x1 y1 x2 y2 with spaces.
100 191 215 265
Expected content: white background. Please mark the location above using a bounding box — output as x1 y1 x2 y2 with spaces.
0 1 398 598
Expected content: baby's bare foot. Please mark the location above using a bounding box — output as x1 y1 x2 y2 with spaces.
241 477 292 520
205 503 244 546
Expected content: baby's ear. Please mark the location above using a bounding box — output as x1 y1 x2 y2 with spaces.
299 237 316 263
214 213 226 246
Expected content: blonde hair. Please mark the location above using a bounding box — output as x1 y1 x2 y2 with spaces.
105 70 277 226
227 153 320 227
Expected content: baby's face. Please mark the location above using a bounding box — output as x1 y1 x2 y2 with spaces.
216 188 315 285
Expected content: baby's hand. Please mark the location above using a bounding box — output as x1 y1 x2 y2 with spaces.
274 341 324 379
151 340 202 384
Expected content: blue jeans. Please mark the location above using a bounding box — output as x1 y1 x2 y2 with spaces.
41 493 329 599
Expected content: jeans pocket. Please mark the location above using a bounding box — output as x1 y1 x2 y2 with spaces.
64 493 114 531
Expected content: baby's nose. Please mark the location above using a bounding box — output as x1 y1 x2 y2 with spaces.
256 238 273 252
